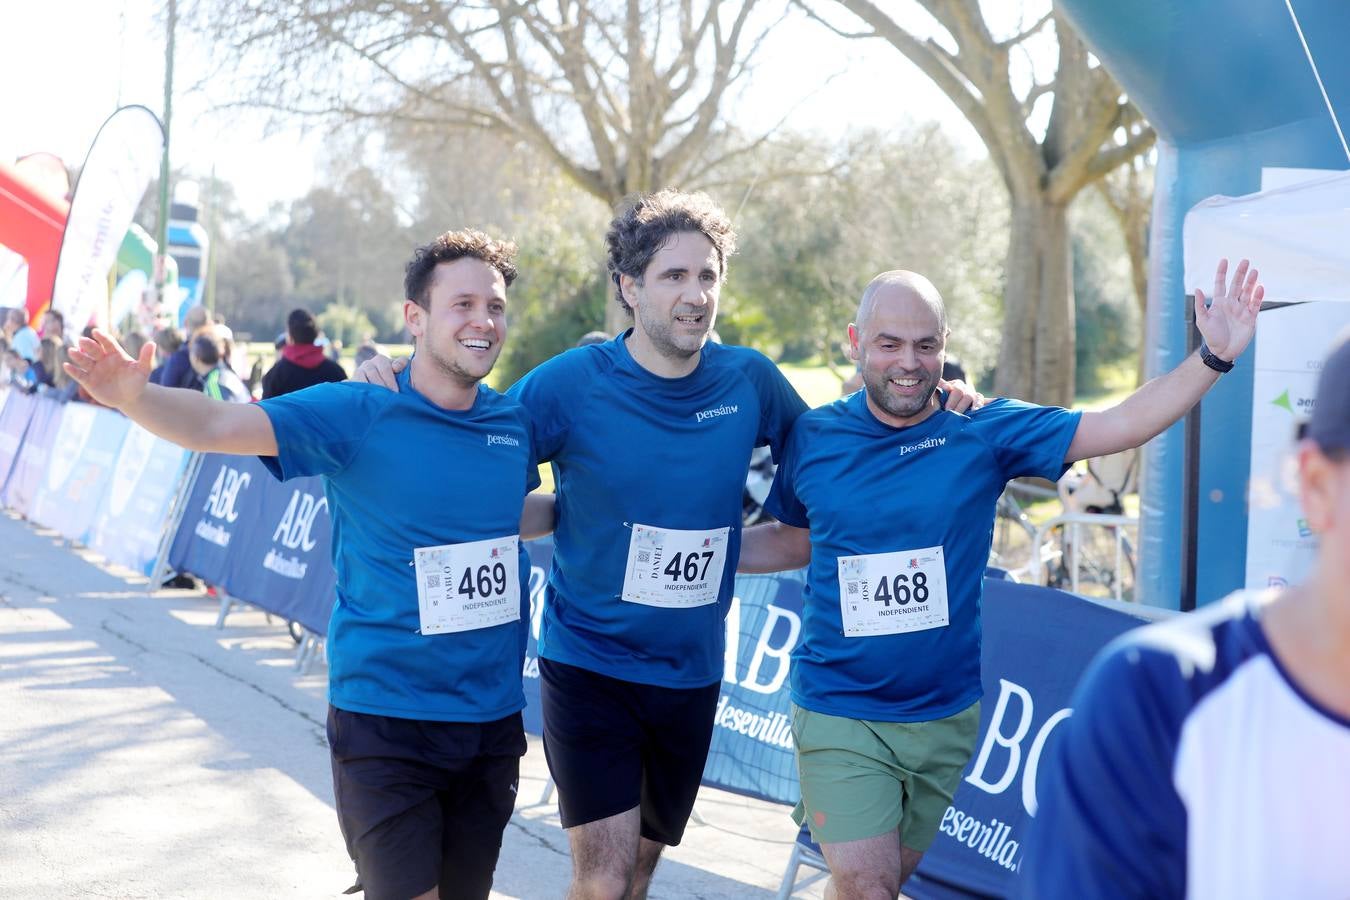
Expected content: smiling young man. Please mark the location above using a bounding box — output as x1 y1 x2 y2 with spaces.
738 260 1264 900
63 230 552 900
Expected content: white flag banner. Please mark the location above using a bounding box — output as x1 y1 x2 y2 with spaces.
51 105 164 331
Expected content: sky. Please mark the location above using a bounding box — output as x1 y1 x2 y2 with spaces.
0 0 1025 221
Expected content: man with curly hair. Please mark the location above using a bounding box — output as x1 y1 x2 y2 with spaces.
63 229 554 900
359 190 978 899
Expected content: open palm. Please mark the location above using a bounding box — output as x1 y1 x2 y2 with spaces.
64 329 156 408
1194 258 1264 361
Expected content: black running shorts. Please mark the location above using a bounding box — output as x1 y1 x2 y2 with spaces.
327 706 526 900
539 657 720 846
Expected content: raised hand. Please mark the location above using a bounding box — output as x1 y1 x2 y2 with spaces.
1194 258 1264 362
351 353 407 390
63 329 155 408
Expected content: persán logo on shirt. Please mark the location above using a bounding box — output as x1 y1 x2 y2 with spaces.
695 403 739 423
487 434 521 447
899 436 947 456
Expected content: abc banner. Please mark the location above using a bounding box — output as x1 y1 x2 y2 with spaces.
907 582 1159 898
1244 301 1350 590
167 453 335 635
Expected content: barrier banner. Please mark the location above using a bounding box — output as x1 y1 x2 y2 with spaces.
167 453 269 589
0 387 37 495
29 405 130 542
1 395 63 517
703 571 804 803
87 425 192 575
217 468 335 635
907 580 1161 899
520 537 553 736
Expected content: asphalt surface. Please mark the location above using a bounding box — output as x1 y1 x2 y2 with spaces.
0 512 827 899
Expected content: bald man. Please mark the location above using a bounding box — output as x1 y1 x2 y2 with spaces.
739 260 1265 900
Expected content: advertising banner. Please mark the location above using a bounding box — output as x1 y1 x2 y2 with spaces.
1 395 62 516
219 469 335 635
0 387 37 494
1244 300 1350 590
50 105 164 331
29 405 130 542
167 453 268 588
908 580 1160 898
87 425 192 575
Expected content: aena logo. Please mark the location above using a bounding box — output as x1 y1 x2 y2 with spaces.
204 466 251 523
272 490 329 551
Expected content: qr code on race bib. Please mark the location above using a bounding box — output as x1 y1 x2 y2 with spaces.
847 582 859 595
637 550 651 564
425 574 440 589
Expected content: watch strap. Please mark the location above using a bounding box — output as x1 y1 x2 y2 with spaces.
1200 342 1235 373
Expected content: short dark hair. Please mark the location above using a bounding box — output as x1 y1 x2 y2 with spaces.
286 308 319 345
605 189 736 314
189 333 221 367
404 229 518 309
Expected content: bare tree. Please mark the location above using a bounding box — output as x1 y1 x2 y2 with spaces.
800 1 1154 404
1097 158 1153 384
198 0 791 331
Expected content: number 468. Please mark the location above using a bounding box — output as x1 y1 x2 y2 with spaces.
875 571 929 606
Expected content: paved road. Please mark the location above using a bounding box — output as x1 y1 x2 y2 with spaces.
0 512 826 899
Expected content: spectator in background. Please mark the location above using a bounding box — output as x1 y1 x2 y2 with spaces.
40 308 67 346
189 332 249 402
4 345 38 392
149 328 183 385
4 308 40 363
261 308 348 399
352 339 381 370
575 330 609 348
153 305 212 390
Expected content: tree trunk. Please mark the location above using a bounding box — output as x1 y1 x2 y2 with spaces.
994 195 1075 407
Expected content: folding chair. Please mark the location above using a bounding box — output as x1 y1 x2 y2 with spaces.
777 821 830 900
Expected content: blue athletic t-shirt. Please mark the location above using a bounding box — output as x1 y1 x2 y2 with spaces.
258 367 540 722
766 394 1080 721
508 333 807 688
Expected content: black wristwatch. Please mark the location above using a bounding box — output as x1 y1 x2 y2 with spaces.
1199 342 1234 373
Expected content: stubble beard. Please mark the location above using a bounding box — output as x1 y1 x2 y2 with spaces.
863 366 939 421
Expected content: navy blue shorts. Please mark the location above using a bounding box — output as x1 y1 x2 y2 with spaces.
539 658 720 845
327 706 526 900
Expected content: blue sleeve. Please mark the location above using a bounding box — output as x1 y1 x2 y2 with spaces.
526 416 542 493
508 356 575 463
746 353 808 462
763 419 809 528
971 399 1081 481
1018 640 1188 898
256 382 377 480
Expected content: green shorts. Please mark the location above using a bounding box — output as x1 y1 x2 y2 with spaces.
791 701 981 851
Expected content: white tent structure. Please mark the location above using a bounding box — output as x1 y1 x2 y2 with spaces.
1183 169 1350 591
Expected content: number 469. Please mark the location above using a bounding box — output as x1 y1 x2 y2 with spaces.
875 571 929 606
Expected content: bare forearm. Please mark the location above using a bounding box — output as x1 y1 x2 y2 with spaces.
520 492 555 541
122 385 278 455
1068 351 1218 462
738 522 811 574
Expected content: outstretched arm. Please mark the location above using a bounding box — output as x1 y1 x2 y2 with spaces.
738 521 811 574
65 330 277 456
1067 258 1263 463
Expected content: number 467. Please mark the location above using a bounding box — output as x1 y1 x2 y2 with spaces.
664 551 715 583
875 571 930 606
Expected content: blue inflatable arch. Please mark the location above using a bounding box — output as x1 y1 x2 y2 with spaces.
1056 0 1350 608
